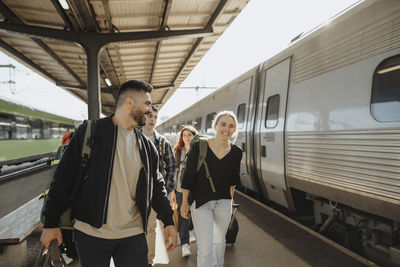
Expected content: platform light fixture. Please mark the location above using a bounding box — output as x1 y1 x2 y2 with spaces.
58 0 70 10
105 78 111 87
377 64 400 74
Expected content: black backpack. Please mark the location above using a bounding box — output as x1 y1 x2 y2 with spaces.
39 120 96 257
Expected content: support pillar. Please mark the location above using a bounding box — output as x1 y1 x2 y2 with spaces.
84 44 102 120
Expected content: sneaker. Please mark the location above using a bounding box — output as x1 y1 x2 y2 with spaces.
182 243 191 257
62 253 73 264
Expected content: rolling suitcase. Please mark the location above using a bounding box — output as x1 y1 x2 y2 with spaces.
225 203 239 245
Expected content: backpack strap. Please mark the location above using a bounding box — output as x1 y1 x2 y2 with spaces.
196 139 216 193
80 120 92 166
160 136 166 172
50 145 66 166
70 120 96 200
196 139 207 171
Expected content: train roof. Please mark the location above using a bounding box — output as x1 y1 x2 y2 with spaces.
0 96 75 125
159 0 400 128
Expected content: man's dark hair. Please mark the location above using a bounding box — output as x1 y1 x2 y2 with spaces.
116 80 153 107
151 105 158 113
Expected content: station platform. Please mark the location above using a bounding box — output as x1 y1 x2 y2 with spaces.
10 169 377 266
159 191 375 267
104 191 376 266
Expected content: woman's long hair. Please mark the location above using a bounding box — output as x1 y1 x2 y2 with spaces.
173 125 198 169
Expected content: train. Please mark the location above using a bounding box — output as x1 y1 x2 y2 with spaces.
157 1 400 266
0 96 75 171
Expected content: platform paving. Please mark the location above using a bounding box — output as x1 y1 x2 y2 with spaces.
26 191 376 267
163 192 372 267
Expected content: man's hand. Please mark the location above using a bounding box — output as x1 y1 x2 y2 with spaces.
163 225 177 252
40 228 62 248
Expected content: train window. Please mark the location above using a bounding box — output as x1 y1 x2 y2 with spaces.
194 117 202 131
371 55 400 122
30 119 42 139
206 112 216 133
16 124 29 139
51 123 62 139
0 113 12 140
0 125 11 140
265 94 280 128
237 103 246 129
15 115 29 139
43 121 51 139
15 116 26 123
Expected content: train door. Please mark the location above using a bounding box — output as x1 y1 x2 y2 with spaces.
234 76 257 192
255 57 294 209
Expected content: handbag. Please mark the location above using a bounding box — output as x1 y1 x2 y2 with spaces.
34 240 67 267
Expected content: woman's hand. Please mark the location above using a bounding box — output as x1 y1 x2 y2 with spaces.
180 201 190 219
171 190 176 204
230 185 236 199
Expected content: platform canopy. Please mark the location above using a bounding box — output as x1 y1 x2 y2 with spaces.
0 0 249 118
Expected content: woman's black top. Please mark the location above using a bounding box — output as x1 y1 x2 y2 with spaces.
181 140 243 208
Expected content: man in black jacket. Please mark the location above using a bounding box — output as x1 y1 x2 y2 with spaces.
40 80 177 267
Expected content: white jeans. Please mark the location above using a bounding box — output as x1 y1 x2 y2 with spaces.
191 199 232 267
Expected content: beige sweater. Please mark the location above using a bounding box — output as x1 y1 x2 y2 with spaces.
74 127 143 239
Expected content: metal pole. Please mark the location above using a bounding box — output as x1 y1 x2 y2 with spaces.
84 44 101 119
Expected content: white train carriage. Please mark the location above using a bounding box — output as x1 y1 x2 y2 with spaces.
158 1 400 265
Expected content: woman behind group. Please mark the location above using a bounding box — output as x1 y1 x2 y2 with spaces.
171 125 198 258
180 111 243 267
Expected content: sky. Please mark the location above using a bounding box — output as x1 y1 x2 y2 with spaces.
0 0 360 122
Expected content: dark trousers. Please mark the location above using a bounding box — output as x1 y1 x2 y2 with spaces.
176 191 190 245
74 230 148 267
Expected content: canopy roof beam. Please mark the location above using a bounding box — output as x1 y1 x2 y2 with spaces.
0 22 213 47
150 0 172 83
101 0 114 32
0 38 60 84
58 84 115 96
0 0 222 119
0 1 85 88
49 0 75 30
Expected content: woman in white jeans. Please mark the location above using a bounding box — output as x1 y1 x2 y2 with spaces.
180 111 243 267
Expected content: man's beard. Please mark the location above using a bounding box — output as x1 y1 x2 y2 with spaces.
130 109 147 126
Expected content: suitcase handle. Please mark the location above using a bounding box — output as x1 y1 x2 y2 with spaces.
228 203 239 229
